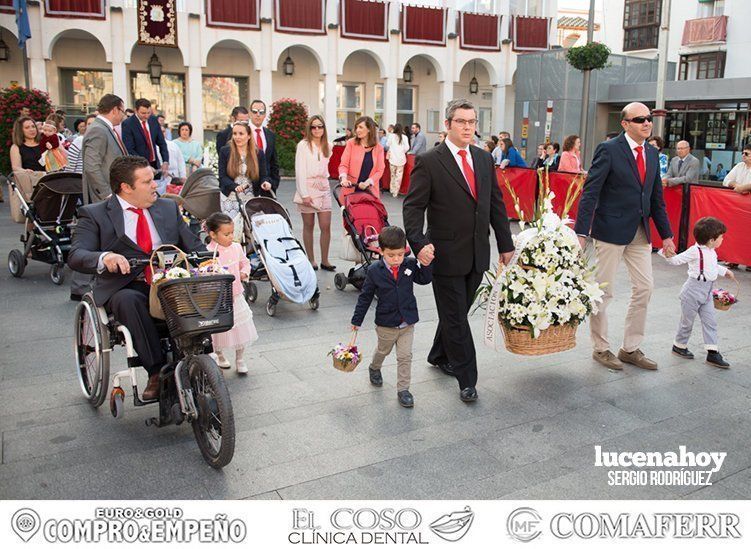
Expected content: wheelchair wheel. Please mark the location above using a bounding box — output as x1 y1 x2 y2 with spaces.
50 263 65 285
8 249 25 278
188 354 235 469
74 297 110 407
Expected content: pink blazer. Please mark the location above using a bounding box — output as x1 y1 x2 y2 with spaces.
558 150 582 173
338 139 385 198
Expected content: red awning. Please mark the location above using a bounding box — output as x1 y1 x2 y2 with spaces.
44 0 105 19
206 0 261 30
402 5 446 46
682 16 728 46
512 15 551 51
341 0 389 42
459 12 500 52
275 0 325 35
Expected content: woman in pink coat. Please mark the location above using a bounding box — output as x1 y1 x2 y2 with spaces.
558 134 583 173
338 116 385 198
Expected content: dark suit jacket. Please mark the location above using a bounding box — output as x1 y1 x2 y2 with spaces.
351 258 432 328
403 142 515 277
217 144 270 197
121 114 169 169
573 132 672 245
257 127 280 191
216 125 231 153
68 196 205 306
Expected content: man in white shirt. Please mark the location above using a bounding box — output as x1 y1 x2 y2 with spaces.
723 145 751 194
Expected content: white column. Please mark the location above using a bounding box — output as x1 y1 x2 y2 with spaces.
384 76 398 129
112 62 128 101
259 23 273 106
439 78 454 118
324 70 337 133
185 14 204 142
27 3 46 91
110 8 128 100
492 84 507 134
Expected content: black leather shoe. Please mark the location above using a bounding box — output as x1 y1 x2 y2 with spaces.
70 293 83 302
706 351 730 369
460 387 478 403
369 367 383 386
672 345 694 359
398 390 414 408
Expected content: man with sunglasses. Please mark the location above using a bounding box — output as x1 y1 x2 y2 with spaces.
574 102 675 372
723 144 751 195
249 100 281 196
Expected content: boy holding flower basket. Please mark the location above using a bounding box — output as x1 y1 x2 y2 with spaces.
351 227 432 408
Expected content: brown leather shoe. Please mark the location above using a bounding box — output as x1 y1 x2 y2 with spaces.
142 374 160 401
618 348 658 370
593 350 623 370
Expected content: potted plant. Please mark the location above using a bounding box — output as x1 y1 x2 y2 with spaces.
566 42 611 72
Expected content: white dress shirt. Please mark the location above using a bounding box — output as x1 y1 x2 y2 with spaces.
251 124 267 153
444 137 474 174
659 244 727 282
624 132 646 160
97 195 163 271
157 140 186 189
723 161 751 187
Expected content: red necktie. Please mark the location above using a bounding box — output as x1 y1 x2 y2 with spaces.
255 129 264 152
141 120 155 162
113 129 126 154
457 150 477 199
635 145 646 184
391 265 399 281
128 207 153 284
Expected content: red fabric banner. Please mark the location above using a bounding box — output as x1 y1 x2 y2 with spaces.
137 0 178 47
402 6 446 46
275 0 325 35
681 16 727 46
549 171 584 220
512 16 550 52
496 168 537 221
688 186 751 265
649 185 683 249
1 0 14 14
459 12 500 52
206 0 260 30
341 0 389 41
44 0 105 19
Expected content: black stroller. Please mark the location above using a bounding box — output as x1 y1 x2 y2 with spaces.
7 172 82 285
162 168 222 241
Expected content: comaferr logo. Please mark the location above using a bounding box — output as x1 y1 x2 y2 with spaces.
198 319 220 327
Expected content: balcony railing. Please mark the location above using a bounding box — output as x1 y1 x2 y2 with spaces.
681 15 728 47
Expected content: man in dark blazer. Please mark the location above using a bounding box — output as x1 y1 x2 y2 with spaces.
248 99 281 193
69 156 205 400
216 105 249 152
574 102 675 371
403 99 515 403
121 98 170 178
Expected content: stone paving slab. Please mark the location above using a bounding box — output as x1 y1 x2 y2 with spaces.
0 179 749 500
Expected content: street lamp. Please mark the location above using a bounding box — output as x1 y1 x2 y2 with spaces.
148 48 162 85
0 30 9 63
283 49 295 76
469 61 478 94
403 64 413 83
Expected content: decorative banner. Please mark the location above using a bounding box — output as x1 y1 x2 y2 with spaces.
206 0 260 30
274 0 325 35
341 0 389 42
402 5 446 46
544 100 553 143
138 0 178 47
44 0 105 19
520 101 529 158
512 15 551 52
681 15 727 46
459 12 500 51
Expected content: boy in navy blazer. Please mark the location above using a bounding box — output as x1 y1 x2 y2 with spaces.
351 227 433 408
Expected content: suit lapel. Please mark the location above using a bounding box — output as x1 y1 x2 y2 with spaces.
469 145 484 198
106 195 141 253
436 142 475 201
617 134 643 187
147 200 167 244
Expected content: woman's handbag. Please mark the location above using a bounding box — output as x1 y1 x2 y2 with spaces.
340 233 361 262
148 245 189 320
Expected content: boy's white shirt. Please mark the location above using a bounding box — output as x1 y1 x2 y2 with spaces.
658 244 728 281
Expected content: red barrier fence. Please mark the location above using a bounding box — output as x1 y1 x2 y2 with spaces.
496 167 538 220
687 185 751 265
649 185 683 249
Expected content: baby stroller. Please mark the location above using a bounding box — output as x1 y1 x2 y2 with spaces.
333 185 405 291
240 195 320 316
162 168 221 240
7 171 82 285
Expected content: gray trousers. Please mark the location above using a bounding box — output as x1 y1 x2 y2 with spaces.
674 278 718 351
70 270 93 297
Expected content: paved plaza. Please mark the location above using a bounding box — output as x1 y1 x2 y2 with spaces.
0 181 749 500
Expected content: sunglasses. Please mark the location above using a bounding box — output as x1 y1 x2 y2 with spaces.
311 125 325 130
250 109 266 115
625 115 653 124
743 152 751 157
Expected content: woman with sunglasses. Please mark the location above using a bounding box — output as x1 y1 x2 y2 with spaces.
294 116 335 271
218 121 268 217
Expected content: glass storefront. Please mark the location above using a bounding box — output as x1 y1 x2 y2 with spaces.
59 69 113 114
130 72 186 125
202 75 249 132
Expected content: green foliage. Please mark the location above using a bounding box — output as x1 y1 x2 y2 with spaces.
566 42 611 72
267 98 308 173
0 86 53 174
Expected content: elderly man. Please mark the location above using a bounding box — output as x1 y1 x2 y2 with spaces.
723 144 751 194
662 140 700 187
575 102 675 371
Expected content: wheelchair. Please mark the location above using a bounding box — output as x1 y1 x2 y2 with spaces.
73 253 236 469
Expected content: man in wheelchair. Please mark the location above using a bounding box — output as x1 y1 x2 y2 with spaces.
69 155 205 400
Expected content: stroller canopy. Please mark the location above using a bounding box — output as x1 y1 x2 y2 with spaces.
29 172 82 224
244 197 291 227
179 168 221 220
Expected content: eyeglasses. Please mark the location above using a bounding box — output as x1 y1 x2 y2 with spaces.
451 118 478 128
311 125 324 130
250 109 266 115
625 115 653 124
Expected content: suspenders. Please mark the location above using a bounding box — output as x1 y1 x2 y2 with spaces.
697 247 707 282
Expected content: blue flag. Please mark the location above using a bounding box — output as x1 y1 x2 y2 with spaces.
13 0 32 49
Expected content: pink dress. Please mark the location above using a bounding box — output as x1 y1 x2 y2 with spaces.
208 241 258 350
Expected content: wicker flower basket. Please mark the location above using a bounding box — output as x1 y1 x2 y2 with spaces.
713 280 740 312
500 321 578 356
331 331 361 372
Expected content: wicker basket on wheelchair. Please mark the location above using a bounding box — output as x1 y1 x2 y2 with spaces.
157 274 235 339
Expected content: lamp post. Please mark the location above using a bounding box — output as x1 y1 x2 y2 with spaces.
148 48 162 86
653 0 673 140
578 0 596 164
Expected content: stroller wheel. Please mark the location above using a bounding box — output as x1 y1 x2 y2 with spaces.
8 249 25 278
266 299 277 317
50 263 65 285
244 281 258 304
309 296 319 310
334 272 347 291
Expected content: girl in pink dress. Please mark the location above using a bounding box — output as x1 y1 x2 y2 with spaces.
205 212 258 374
